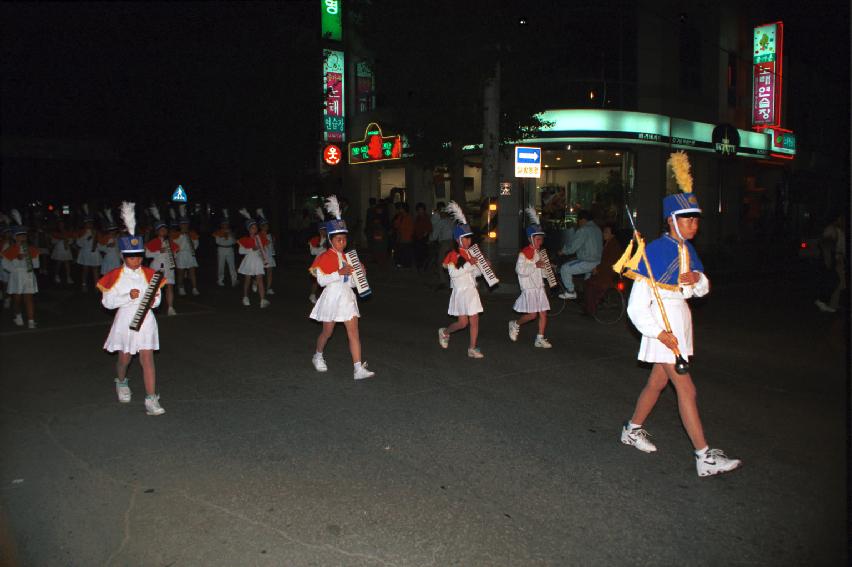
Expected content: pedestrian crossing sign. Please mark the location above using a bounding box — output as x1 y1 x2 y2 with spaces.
171 185 188 203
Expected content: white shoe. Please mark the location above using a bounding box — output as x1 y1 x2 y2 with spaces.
231 279 238 287
534 336 552 348
167 307 177 316
815 299 836 313
217 281 224 287
252 283 257 293
312 353 328 372
27 320 36 329
144 395 165 416
467 347 485 359
13 314 24 326
308 293 317 304
620 424 657 453
178 288 186 296
696 448 741 477
558 291 577 300
54 275 61 284
266 288 275 296
242 296 250 306
438 327 449 349
260 299 271 309
191 288 200 296
115 379 132 403
508 320 520 342
3 297 11 309
354 362 375 380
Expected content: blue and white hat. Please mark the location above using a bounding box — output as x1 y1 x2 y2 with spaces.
9 209 27 236
662 193 702 218
81 204 94 223
239 208 257 231
149 205 168 231
168 207 180 228
103 209 118 231
178 204 190 225
118 202 145 254
219 208 231 227
323 196 348 236
524 206 545 241
444 201 472 244
256 208 269 226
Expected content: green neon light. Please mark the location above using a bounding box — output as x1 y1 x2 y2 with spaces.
321 0 342 42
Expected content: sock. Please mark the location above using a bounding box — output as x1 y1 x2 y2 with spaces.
627 421 642 430
536 334 544 339
314 352 323 358
115 378 128 385
354 361 362 371
694 446 709 457
145 394 157 400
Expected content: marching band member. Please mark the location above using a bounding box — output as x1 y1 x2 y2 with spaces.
309 196 374 380
213 209 238 287
257 208 276 296
308 207 326 304
97 209 122 276
437 201 485 359
144 205 178 316
2 210 40 328
75 205 102 292
174 204 200 296
98 202 166 416
508 207 552 348
237 208 270 308
50 215 75 284
619 152 740 477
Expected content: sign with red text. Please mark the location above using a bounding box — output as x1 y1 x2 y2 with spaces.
752 22 783 128
348 123 402 164
323 49 345 142
323 144 342 165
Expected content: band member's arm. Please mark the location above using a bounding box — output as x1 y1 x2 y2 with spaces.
101 285 134 309
626 278 666 340
680 271 709 299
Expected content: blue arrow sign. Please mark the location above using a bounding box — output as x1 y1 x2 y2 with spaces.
515 147 541 164
171 185 188 203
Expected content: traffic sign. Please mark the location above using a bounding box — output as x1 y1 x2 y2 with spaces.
171 185 188 203
515 146 541 178
323 144 342 165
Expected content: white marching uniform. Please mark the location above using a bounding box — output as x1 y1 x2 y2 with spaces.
174 233 199 269
309 250 360 322
445 252 483 316
238 236 266 276
2 246 40 294
50 235 74 261
214 232 237 283
100 266 161 354
145 238 177 284
0 241 10 283
76 230 102 266
513 248 551 313
262 233 276 268
97 238 122 275
626 273 709 363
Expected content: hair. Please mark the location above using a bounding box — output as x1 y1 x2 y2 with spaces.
415 202 426 211
400 202 410 212
577 209 593 222
436 201 446 210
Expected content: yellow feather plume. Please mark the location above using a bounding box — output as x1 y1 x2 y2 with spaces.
667 151 693 194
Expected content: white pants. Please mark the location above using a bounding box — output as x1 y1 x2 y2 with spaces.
560 260 599 292
217 248 237 283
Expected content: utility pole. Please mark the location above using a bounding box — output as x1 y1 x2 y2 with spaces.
482 58 501 260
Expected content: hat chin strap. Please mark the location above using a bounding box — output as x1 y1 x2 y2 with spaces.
671 214 685 241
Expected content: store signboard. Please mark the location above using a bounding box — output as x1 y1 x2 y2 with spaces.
752 22 783 127
514 146 541 178
348 122 403 164
766 128 796 157
323 49 345 142
321 0 342 42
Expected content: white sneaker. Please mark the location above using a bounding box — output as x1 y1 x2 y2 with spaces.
696 448 741 477
438 327 449 349
558 291 577 300
260 299 271 309
534 336 552 348
308 293 317 304
54 275 61 284
27 320 36 329
467 347 485 359
266 288 275 296
231 279 238 287
178 287 187 296
242 296 250 306
13 314 23 326
115 379 131 403
144 395 165 416
508 320 520 342
620 424 657 453
312 353 328 372
354 362 375 380
3 297 11 309
191 288 200 296
167 307 177 316
252 282 257 293
815 300 836 313
217 280 224 287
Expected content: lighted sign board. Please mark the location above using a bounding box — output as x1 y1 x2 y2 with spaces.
321 0 342 42
356 61 376 114
766 128 796 158
323 49 345 142
514 146 542 178
171 185 188 203
348 123 402 164
323 144 342 165
752 22 783 127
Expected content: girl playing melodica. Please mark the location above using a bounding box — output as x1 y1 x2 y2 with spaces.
237 208 270 308
2 209 41 328
144 205 178 316
309 196 374 380
97 209 122 278
257 208 277 296
98 202 166 415
308 207 327 304
508 207 552 348
437 201 485 359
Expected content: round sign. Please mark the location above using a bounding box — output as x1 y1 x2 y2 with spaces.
323 144 342 166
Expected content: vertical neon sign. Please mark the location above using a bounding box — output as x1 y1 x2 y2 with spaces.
323 49 345 142
752 22 783 128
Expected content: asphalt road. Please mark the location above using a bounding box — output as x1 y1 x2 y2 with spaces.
0 255 847 566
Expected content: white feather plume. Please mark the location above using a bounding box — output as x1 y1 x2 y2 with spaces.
314 207 325 221
324 195 341 220
169 208 177 220
525 206 540 226
179 204 186 217
238 208 252 219
82 204 89 215
148 205 161 221
104 209 114 224
10 209 23 226
444 201 467 225
222 208 229 219
667 151 693 194
120 202 136 235
256 208 265 218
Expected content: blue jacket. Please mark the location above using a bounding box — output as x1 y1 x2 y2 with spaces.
562 221 603 263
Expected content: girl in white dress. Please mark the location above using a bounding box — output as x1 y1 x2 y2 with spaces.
50 217 75 284
97 210 122 276
437 201 486 359
257 209 277 295
2 210 40 328
75 205 101 292
309 196 374 380
508 207 552 348
174 205 200 296
237 208 270 308
98 202 165 416
144 206 178 316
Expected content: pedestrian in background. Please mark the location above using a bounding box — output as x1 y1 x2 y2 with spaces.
815 214 846 313
557 209 602 299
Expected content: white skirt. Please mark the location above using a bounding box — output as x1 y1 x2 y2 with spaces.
264 255 277 268
310 281 359 322
637 298 693 364
148 259 176 285
513 288 550 313
6 271 38 294
448 286 483 316
77 247 101 267
51 243 73 261
176 249 199 269
238 254 266 276
104 305 159 354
